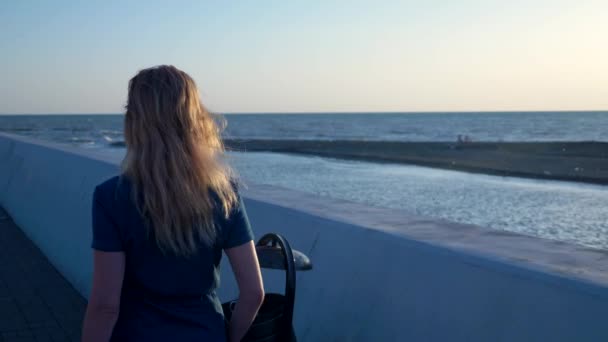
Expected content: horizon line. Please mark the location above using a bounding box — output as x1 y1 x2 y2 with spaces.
0 109 607 116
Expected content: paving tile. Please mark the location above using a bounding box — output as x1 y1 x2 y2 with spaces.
0 277 10 300
0 298 28 332
46 326 71 342
0 208 85 341
12 296 55 327
30 326 69 342
1 330 35 342
56 318 81 342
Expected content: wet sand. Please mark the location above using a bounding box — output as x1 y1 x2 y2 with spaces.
224 139 608 185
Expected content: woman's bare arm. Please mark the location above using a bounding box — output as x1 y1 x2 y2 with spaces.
225 241 264 342
82 251 125 342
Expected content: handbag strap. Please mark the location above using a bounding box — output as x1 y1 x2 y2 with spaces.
257 233 296 333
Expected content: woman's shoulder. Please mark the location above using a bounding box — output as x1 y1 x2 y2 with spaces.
93 174 132 204
95 174 120 189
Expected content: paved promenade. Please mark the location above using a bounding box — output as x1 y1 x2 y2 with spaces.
0 207 86 341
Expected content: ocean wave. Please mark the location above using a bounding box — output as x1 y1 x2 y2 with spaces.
68 137 94 142
8 127 34 132
100 129 123 135
51 126 91 132
107 140 126 148
96 134 125 148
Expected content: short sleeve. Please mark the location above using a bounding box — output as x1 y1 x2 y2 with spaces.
222 194 254 249
91 186 124 252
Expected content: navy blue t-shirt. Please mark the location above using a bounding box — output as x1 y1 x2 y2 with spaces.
91 175 253 341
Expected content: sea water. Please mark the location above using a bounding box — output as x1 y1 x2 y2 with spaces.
1 112 607 250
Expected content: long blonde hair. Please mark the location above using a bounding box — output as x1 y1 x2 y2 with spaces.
121 65 237 256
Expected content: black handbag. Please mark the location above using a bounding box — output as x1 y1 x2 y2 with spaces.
223 233 311 342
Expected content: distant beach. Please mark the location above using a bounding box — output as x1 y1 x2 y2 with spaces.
1 113 607 186
225 139 608 185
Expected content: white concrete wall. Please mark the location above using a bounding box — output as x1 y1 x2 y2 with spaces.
2 132 608 341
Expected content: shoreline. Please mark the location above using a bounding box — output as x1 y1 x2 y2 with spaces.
224 139 608 185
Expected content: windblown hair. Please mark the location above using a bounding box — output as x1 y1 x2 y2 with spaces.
121 65 237 256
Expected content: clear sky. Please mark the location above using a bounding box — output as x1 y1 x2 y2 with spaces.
0 0 606 114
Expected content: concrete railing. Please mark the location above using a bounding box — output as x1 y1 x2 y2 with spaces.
1 132 608 341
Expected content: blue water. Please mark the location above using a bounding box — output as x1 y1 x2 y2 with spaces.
2 112 607 250
228 152 608 250
1 112 607 148
223 111 608 142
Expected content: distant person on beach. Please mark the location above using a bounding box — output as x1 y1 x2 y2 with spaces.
457 134 472 144
82 65 264 342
